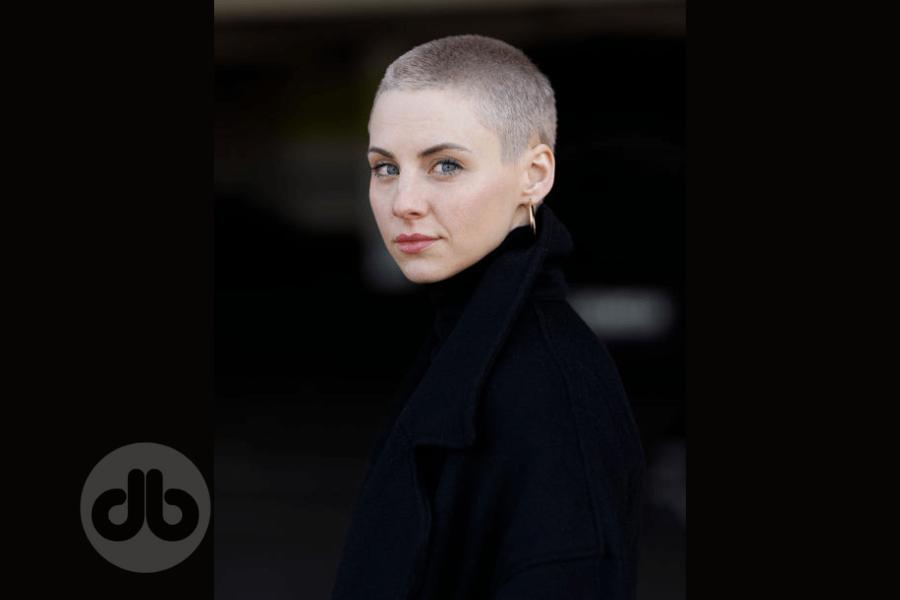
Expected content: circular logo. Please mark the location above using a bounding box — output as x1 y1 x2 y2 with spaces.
80 442 211 573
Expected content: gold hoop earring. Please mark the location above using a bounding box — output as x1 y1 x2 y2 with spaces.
529 203 537 236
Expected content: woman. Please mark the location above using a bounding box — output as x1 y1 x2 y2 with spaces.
331 35 645 600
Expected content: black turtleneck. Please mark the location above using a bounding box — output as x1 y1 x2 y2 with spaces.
426 225 535 360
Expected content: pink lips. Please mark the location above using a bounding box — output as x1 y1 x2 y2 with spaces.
396 233 438 253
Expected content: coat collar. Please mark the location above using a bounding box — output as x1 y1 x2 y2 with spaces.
397 204 573 449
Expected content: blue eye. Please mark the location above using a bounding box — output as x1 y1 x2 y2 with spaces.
434 159 461 175
373 162 399 177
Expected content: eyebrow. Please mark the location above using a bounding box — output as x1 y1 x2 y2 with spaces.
367 143 472 159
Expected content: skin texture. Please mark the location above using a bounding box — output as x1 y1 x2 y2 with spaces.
367 88 555 284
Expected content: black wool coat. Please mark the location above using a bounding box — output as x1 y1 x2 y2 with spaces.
331 205 646 600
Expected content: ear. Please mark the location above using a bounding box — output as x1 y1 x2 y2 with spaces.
521 143 555 206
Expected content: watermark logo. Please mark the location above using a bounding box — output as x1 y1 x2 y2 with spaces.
80 442 211 573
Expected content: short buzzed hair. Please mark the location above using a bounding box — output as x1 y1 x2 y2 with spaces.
371 34 557 163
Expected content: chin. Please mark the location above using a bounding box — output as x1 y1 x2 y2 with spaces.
398 260 459 284
400 265 446 284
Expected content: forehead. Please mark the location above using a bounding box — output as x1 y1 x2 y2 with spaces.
368 88 499 155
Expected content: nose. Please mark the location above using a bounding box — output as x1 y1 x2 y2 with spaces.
392 175 428 220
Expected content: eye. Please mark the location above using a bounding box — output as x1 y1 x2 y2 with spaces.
432 158 462 176
372 162 399 177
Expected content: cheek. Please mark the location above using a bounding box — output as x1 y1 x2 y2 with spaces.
458 178 517 225
369 192 390 238
369 186 387 218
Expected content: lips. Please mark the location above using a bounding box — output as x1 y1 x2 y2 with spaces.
396 233 438 254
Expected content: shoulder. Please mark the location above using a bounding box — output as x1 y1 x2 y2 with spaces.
531 297 623 378
479 295 643 477
489 296 624 402
476 296 611 446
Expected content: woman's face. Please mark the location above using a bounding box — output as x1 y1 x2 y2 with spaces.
367 88 531 284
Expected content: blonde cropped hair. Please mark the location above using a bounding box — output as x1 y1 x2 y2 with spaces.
371 35 557 163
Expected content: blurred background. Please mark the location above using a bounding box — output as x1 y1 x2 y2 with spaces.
214 1 685 598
